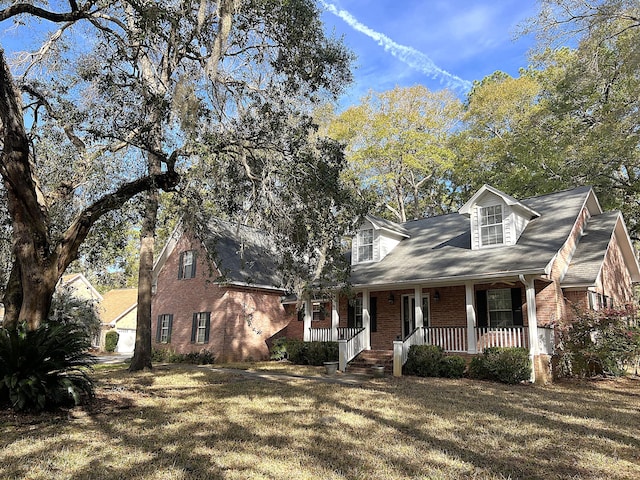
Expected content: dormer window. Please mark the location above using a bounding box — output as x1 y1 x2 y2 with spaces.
358 229 373 262
480 205 504 246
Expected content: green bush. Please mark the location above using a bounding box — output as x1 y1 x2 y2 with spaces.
183 349 215 365
151 348 215 365
0 322 96 411
469 347 531 384
270 337 288 360
404 345 444 377
404 346 467 378
439 355 467 378
269 339 338 365
554 307 640 377
105 331 119 353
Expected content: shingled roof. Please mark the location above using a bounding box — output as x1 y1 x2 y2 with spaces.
350 186 599 287
198 218 284 290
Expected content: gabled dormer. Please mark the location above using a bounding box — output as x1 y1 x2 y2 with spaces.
351 215 409 265
459 185 540 250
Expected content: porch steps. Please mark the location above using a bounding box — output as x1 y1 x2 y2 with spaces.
346 349 393 375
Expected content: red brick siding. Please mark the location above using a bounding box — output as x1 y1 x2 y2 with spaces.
151 234 290 362
549 206 591 323
599 231 634 306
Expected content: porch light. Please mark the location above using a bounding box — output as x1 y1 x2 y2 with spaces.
434 291 440 302
388 292 395 304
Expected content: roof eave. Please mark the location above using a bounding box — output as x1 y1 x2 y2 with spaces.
350 268 547 290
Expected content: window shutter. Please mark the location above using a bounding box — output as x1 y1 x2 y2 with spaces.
178 252 184 279
204 313 211 344
347 302 355 328
370 297 377 333
191 313 198 343
475 291 488 327
511 288 523 326
155 316 162 343
319 304 326 321
167 315 173 343
297 305 304 322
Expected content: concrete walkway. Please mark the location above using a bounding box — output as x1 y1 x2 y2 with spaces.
93 354 375 386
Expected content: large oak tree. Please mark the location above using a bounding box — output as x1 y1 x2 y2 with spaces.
1 1 354 371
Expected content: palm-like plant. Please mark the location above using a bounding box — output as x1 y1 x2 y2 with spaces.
0 322 96 411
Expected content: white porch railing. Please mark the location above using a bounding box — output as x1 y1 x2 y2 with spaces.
308 327 365 342
308 328 332 342
338 327 366 372
424 326 468 353
475 327 529 350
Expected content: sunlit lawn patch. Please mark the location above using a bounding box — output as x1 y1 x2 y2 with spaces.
1 364 639 479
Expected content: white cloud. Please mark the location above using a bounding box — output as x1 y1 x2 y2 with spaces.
320 1 473 92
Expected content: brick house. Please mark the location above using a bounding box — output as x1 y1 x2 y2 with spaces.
295 185 639 382
151 219 293 362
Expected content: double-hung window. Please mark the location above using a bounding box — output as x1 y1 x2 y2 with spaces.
487 289 513 327
480 205 504 246
357 229 373 262
191 312 211 344
179 250 196 279
156 314 173 343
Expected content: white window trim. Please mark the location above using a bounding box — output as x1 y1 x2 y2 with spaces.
357 228 374 263
195 312 208 344
159 314 171 343
479 204 504 247
487 289 513 327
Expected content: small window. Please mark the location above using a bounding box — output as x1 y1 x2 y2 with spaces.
358 229 373 262
156 314 173 344
191 312 210 344
179 250 196 279
480 205 504 246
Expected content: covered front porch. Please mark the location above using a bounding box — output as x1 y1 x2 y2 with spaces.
301 276 554 382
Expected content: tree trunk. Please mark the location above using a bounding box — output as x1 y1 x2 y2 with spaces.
129 121 162 371
128 189 158 371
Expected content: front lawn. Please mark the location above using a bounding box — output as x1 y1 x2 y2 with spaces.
1 364 639 479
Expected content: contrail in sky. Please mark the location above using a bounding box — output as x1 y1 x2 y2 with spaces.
320 1 473 92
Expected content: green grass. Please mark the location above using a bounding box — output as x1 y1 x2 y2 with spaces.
2 363 640 479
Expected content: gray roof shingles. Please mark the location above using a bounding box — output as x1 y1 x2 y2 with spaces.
561 211 619 286
201 218 283 290
350 186 595 286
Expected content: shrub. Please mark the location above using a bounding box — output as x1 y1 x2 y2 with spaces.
183 349 215 365
469 347 531 384
151 348 215 365
0 322 96 411
105 331 119 353
270 337 288 361
269 339 338 365
305 342 338 365
151 348 168 362
439 355 467 378
404 345 444 377
554 307 640 377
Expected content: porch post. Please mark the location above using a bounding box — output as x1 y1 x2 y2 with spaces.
331 294 339 341
362 289 371 350
414 286 424 329
522 275 539 383
393 339 403 377
302 297 312 342
465 282 477 354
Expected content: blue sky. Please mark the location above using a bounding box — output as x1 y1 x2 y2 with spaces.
1 1 538 108
320 0 539 107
